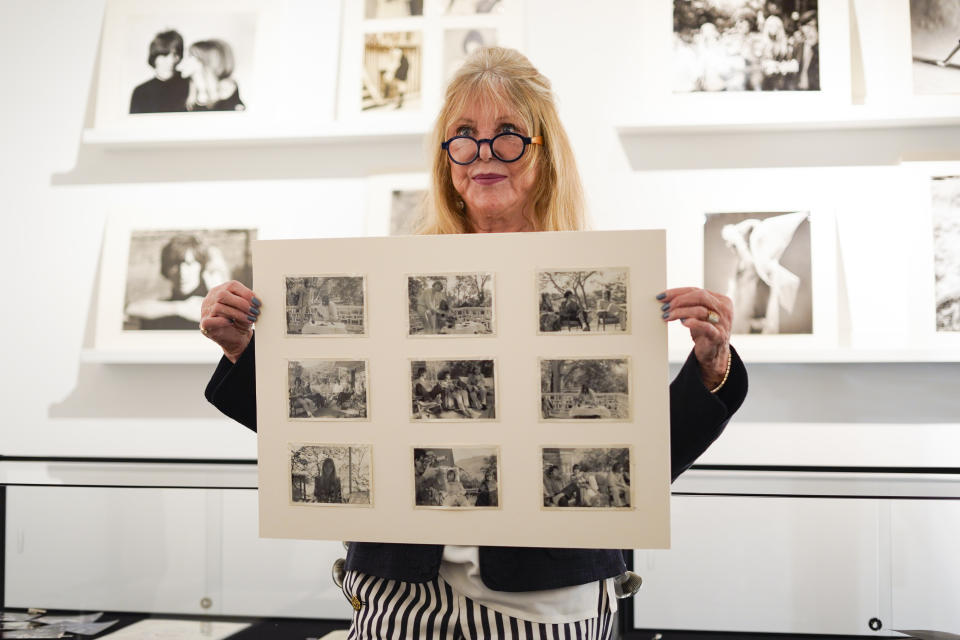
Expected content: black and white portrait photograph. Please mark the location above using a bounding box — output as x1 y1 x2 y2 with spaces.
285 276 366 336
413 446 500 508
124 228 254 331
363 31 423 112
704 211 812 335
933 175 960 331
673 0 820 92
542 447 631 509
411 359 496 420
365 0 423 20
290 444 372 506
390 189 425 235
537 268 629 334
444 28 497 80
122 10 256 114
443 0 504 15
539 358 631 421
408 273 495 335
911 0 960 94
288 360 368 420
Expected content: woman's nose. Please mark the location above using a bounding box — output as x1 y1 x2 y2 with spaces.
477 140 494 161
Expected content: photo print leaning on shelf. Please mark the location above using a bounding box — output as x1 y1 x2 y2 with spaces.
673 0 820 92
124 228 254 330
443 0 504 15
933 175 960 331
287 359 368 420
390 188 426 235
704 211 812 335
443 28 498 81
363 31 422 111
910 0 960 94
542 447 631 509
413 446 500 508
408 272 495 335
411 359 496 420
366 0 424 19
537 268 629 334
285 275 366 335
289 444 372 506
540 358 631 421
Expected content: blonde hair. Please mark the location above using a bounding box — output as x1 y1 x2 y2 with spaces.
420 47 585 234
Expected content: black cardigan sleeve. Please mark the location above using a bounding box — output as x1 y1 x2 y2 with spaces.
204 335 748 478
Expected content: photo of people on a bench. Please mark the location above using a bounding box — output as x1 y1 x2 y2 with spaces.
408 272 494 336
411 359 496 420
537 268 629 334
288 359 368 420
542 447 631 509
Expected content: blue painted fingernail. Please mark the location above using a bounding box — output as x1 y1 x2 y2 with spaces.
661 312 670 319
249 307 260 315
660 303 670 311
247 315 256 323
680 317 687 324
252 297 262 307
656 292 666 300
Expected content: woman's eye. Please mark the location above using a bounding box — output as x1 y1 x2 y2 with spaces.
455 126 473 136
500 123 518 133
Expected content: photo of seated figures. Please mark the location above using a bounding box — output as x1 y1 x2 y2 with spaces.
540 358 631 421
363 31 422 112
537 268 629 334
413 446 500 508
289 444 372 506
910 0 960 94
542 447 631 509
410 359 496 420
933 175 960 331
284 275 366 336
288 360 369 420
444 28 497 81
673 0 820 92
703 211 812 335
443 0 504 15
124 228 254 330
365 0 423 20
408 273 495 335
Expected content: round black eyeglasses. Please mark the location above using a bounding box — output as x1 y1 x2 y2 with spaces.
441 132 543 165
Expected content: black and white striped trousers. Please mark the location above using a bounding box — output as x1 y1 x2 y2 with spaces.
343 571 616 640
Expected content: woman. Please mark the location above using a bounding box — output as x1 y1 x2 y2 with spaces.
178 39 245 111
201 47 745 639
416 280 447 333
314 458 343 504
475 468 498 507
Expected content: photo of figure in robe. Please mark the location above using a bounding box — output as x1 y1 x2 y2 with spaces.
910 0 960 94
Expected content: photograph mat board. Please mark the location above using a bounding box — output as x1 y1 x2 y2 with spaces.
254 230 670 549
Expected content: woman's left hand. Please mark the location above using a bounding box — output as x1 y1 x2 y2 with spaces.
658 287 732 389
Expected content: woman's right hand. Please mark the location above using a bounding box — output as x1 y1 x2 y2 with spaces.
199 280 260 363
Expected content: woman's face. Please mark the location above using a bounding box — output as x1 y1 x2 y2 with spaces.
167 249 202 297
447 100 537 232
177 53 201 78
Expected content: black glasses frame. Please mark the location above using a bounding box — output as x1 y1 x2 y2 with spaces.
441 132 543 165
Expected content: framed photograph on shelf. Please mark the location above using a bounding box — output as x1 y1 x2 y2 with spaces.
94 212 258 359
910 0 960 95
365 173 429 236
336 0 523 122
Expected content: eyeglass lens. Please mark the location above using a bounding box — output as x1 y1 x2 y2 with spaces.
448 133 526 164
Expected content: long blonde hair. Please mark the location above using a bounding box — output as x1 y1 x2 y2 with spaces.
420 47 585 234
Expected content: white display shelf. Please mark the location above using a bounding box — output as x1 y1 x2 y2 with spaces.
668 346 960 364
80 348 223 364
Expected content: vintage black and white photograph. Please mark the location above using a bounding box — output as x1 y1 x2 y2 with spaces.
443 0 504 15
121 10 256 114
704 211 812 335
911 0 960 94
288 360 369 420
363 31 423 111
540 358 631 421
390 189 425 235
537 268 629 334
444 28 497 80
542 447 632 509
413 446 500 508
933 175 960 331
290 444 372 506
673 0 820 92
365 0 423 19
285 276 366 336
411 359 496 420
408 273 495 335
124 228 254 331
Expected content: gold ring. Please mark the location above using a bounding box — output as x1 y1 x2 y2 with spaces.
707 310 720 324
199 323 210 337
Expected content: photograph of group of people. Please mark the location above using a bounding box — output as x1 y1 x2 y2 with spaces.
284 276 366 335
537 268 629 334
673 0 820 92
413 447 499 508
542 447 632 509
287 360 368 420
408 272 494 335
933 175 960 331
704 211 813 335
123 228 254 331
411 359 495 420
540 358 631 421
290 444 372 506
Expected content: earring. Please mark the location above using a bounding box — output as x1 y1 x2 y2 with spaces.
456 197 465 211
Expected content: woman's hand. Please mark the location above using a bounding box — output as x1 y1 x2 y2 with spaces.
658 287 732 389
199 280 260 363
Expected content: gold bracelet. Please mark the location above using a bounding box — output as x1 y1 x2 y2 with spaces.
709 349 732 394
